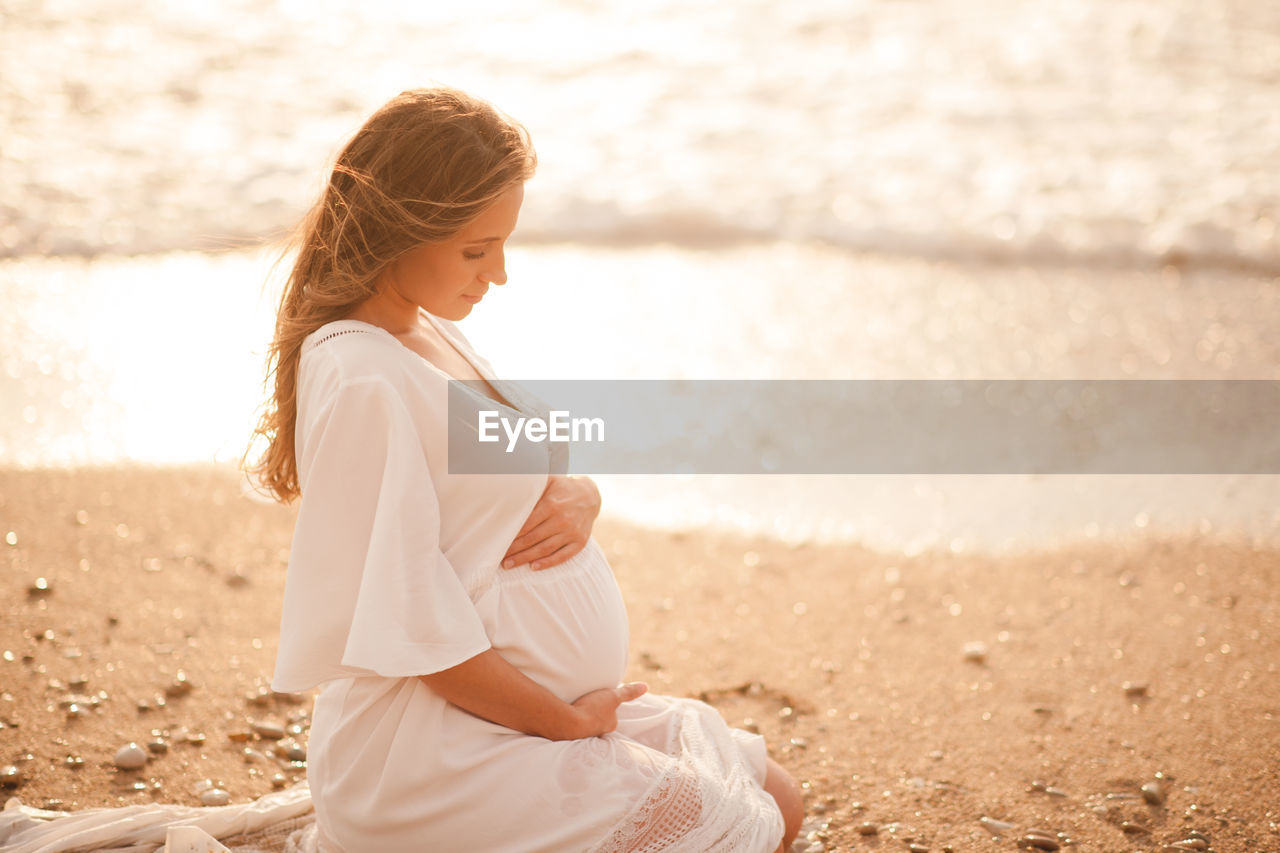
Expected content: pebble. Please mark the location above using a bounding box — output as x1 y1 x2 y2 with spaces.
251 720 286 740
114 743 148 770
271 772 288 789
1019 834 1059 851
276 741 307 762
27 578 52 597
1170 840 1208 851
200 787 231 806
64 756 84 769
908 844 929 853
1045 786 1069 798
186 732 207 746
856 821 879 836
979 817 1015 835
1186 830 1210 843
1123 681 1149 697
962 641 988 663
166 672 194 698
1120 821 1150 834
1141 780 1166 805
147 739 169 754
0 765 21 787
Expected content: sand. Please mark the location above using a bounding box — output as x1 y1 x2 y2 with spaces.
1 465 1277 851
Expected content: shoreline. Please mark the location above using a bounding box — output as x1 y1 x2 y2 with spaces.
2 465 1277 851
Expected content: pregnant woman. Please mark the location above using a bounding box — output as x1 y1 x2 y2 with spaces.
251 88 803 852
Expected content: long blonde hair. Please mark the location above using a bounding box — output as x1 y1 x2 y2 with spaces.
248 88 536 502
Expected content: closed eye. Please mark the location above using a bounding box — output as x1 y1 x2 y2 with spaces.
462 250 486 260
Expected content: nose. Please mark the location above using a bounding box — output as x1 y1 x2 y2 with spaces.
483 247 507 286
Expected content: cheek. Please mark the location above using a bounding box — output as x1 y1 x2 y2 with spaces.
403 257 453 291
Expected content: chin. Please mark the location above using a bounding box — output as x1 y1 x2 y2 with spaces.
436 304 474 322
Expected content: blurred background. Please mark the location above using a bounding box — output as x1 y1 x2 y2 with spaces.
2 0 1278 550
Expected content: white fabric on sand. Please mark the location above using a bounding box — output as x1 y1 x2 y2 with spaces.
0 784 316 853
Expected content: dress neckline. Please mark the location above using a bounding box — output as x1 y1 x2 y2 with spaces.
305 313 522 413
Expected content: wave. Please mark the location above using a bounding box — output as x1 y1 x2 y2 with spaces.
4 195 1276 275
2 0 1277 273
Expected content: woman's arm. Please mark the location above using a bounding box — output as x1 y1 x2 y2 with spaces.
420 648 646 740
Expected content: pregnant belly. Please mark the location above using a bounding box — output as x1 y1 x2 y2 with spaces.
483 539 630 702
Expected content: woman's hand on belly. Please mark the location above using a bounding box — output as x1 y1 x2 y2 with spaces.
501 475 601 571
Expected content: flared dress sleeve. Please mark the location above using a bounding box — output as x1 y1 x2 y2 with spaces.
271 372 492 693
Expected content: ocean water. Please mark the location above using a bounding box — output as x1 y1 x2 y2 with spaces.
3 0 1278 268
2 0 1278 550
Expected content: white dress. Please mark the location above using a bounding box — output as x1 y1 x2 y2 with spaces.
271 314 785 853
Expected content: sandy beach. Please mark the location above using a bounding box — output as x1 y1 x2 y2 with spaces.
2 465 1276 851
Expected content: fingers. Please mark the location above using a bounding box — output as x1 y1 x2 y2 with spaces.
614 682 648 703
502 519 558 567
530 543 580 572
503 517 556 562
503 535 581 571
510 500 553 541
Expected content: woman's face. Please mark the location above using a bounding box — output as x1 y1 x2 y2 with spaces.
380 183 524 322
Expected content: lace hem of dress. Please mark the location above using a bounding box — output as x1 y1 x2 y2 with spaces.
589 700 782 853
